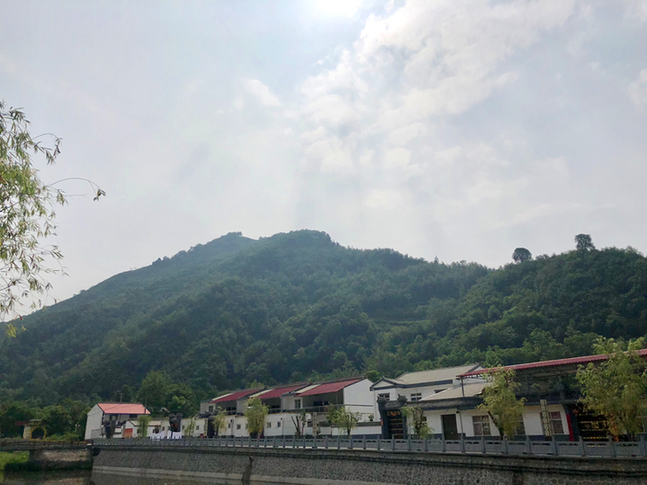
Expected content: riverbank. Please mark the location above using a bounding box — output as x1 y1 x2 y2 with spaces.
92 443 647 485
0 453 28 471
1 449 91 473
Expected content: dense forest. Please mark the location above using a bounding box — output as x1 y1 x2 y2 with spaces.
1 230 647 438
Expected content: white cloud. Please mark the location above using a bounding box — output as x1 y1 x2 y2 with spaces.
384 147 411 169
304 137 354 173
625 0 647 22
363 189 405 210
242 78 281 107
627 69 647 108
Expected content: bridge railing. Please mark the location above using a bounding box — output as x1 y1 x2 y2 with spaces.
0 439 89 451
90 435 647 458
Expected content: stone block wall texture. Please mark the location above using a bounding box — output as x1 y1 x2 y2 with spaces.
92 445 647 485
32 448 92 463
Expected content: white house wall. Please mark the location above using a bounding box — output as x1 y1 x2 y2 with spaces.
343 379 374 418
84 405 104 440
423 404 568 439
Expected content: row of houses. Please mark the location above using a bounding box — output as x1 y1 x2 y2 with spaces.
85 350 645 441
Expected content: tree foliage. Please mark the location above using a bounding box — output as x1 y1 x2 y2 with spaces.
327 406 361 437
137 414 152 438
576 338 647 438
575 234 595 251
402 405 430 439
244 397 268 438
512 248 532 263
478 368 526 438
0 102 64 325
211 407 228 437
0 102 104 333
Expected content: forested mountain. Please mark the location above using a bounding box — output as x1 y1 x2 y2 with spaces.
1 230 646 423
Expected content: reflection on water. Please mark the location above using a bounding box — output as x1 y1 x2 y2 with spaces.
0 471 92 485
1 471 287 485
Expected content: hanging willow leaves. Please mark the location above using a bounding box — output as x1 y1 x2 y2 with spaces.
0 101 104 329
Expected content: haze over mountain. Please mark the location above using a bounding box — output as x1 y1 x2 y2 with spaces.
1 230 646 408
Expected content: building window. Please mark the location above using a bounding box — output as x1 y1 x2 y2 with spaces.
182 425 185 430
410 393 422 402
162 427 165 431
378 393 390 401
129 414 137 419
295 399 302 409
196 425 200 431
209 406 214 412
542 411 564 435
516 416 526 436
473 416 491 436
277 421 281 428
228 422 231 429
307 421 312 427
267 422 272 428
237 424 241 430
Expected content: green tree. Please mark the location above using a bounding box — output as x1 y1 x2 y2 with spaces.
211 407 228 437
290 409 307 438
137 414 152 438
402 405 430 439
0 102 104 330
512 248 532 263
244 397 268 438
575 234 595 251
137 371 170 414
576 338 647 439
478 368 526 438
112 385 135 403
184 416 197 437
327 406 361 437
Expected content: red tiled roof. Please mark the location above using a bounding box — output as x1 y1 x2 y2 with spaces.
210 388 262 404
298 378 361 397
98 403 150 415
459 349 647 378
256 384 309 401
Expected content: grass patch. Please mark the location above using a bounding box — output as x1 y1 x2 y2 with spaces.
0 451 28 470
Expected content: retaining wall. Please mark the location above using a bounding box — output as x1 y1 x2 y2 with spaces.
92 444 647 485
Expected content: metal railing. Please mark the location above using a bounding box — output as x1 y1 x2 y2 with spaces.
91 436 647 458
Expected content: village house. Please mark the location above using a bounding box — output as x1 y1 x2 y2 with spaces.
372 365 483 439
84 403 150 440
200 377 379 438
390 350 647 441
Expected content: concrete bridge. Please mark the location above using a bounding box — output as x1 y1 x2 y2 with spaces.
0 440 92 471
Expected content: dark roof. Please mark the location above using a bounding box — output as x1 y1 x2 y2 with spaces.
210 388 262 404
459 349 647 378
298 378 362 396
255 383 309 400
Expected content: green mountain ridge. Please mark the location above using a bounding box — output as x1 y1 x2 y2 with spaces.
1 230 646 409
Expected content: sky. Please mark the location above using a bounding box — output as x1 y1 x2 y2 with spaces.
2 0 647 309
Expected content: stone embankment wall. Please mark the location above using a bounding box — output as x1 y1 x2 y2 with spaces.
92 444 647 485
5 448 93 472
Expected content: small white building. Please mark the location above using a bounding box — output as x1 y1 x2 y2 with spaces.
84 403 150 440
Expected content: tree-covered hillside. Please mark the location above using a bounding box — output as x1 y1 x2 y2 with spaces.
0 230 487 405
1 230 646 419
